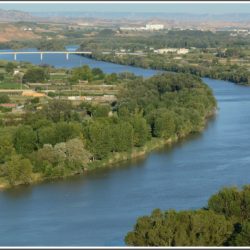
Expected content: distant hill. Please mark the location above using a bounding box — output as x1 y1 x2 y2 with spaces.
0 8 250 30
0 9 40 22
32 11 250 22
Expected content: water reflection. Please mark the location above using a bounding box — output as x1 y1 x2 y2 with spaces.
3 185 33 199
0 56 249 246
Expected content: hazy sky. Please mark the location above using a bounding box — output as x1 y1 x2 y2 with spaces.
0 2 249 14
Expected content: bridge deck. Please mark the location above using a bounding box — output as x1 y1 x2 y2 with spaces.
0 51 92 54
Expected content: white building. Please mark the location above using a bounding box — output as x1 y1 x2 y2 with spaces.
154 48 177 54
120 23 164 32
23 27 32 31
145 24 164 31
154 48 189 54
13 70 20 75
177 48 189 54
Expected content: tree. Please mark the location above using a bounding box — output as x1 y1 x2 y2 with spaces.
92 68 104 80
70 65 93 82
130 114 150 147
0 94 10 104
33 144 58 173
0 73 4 81
208 187 243 222
105 73 117 83
65 138 92 171
22 67 49 83
5 153 33 185
42 100 73 122
0 136 14 164
111 122 133 152
86 120 112 159
5 62 15 74
92 105 110 118
230 221 250 246
125 209 233 246
33 139 92 176
37 39 65 51
38 125 57 146
153 110 176 139
54 122 82 143
13 125 37 155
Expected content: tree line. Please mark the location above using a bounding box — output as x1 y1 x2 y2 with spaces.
0 69 216 187
125 185 250 246
92 53 250 85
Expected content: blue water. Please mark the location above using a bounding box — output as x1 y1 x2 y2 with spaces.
0 51 249 246
0 48 159 77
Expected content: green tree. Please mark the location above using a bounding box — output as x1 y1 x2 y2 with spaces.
65 138 92 171
0 94 10 104
92 67 104 80
130 114 150 147
70 65 93 82
38 125 57 146
33 139 92 176
125 209 233 246
111 121 133 152
22 67 49 83
154 110 176 139
86 120 112 159
42 100 73 122
54 122 82 143
5 62 15 74
208 187 243 222
0 136 14 164
230 221 250 246
13 125 37 155
92 105 110 118
0 73 5 81
5 153 33 185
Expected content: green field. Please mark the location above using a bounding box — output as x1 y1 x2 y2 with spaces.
0 82 22 89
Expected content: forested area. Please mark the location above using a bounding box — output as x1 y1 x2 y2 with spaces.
0 70 216 187
79 30 250 51
92 53 250 85
125 185 250 246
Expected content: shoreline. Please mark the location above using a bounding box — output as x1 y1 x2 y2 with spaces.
0 108 216 191
88 54 250 86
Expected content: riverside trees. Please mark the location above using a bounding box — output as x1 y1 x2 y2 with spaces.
125 185 250 246
0 70 216 186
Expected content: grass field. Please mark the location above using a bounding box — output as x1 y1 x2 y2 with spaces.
0 82 22 89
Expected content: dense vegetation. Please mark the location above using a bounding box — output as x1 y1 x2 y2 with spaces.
0 69 216 187
79 30 250 51
77 29 250 85
92 53 250 85
125 185 250 246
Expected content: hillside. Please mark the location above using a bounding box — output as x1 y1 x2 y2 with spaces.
0 23 40 42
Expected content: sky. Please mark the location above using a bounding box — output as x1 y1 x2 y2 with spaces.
0 2 250 14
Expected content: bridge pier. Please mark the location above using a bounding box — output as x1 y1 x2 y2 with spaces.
0 51 92 60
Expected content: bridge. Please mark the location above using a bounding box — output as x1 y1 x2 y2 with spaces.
0 51 92 61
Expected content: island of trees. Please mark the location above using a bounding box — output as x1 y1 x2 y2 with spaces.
125 185 250 246
0 65 216 189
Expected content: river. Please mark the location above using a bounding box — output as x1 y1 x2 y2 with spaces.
0 51 250 246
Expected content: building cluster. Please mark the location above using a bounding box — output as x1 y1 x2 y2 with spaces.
229 29 250 37
67 94 116 103
120 23 164 31
23 27 33 31
154 48 189 55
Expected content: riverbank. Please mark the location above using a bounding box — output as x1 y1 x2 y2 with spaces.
0 138 177 191
0 107 216 191
88 54 250 86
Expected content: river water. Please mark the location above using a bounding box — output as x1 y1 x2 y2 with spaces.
0 51 250 246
